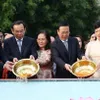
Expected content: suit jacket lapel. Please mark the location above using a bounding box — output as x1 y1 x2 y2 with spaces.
68 37 72 61
21 36 27 55
56 37 69 56
12 37 21 55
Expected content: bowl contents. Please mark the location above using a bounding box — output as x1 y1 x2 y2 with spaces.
12 59 40 78
16 65 36 78
71 60 97 78
75 65 94 77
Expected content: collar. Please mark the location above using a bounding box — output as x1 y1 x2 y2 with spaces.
15 38 23 41
61 39 68 43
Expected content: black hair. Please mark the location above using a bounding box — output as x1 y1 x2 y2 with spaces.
57 20 69 29
11 20 26 29
75 35 85 53
94 20 100 29
35 30 51 50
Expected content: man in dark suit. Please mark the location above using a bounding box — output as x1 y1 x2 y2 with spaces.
0 42 5 78
4 36 37 61
4 20 37 78
51 21 85 78
0 42 14 78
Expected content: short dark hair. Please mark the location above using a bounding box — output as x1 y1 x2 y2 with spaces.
11 20 26 29
94 20 100 29
58 20 69 29
35 30 51 50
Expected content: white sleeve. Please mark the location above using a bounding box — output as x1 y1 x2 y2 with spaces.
85 42 91 60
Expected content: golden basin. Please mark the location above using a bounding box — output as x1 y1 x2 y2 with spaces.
12 59 40 78
70 60 97 78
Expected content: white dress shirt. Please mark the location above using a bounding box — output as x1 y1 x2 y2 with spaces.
61 39 68 51
16 38 23 53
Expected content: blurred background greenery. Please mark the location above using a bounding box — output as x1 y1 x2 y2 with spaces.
0 0 100 40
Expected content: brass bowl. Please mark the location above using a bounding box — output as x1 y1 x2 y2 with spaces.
12 59 40 78
70 60 97 78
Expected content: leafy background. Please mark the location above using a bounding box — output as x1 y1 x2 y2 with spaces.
0 0 100 40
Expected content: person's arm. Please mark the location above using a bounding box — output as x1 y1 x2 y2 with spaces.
0 42 8 63
3 61 14 71
85 42 91 60
0 62 3 78
51 44 71 71
3 40 14 61
30 39 38 59
36 50 51 65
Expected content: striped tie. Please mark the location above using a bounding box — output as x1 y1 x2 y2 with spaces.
17 39 22 53
63 40 68 51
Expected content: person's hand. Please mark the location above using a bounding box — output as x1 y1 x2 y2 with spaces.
13 58 18 63
64 64 71 71
30 55 35 60
35 59 39 64
81 56 87 60
30 55 39 64
87 62 100 78
3 61 14 71
97 62 100 70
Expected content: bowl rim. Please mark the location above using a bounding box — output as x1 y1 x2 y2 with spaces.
12 58 40 78
70 60 97 78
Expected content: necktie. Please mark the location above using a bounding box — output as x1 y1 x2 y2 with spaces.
17 39 22 53
63 40 68 51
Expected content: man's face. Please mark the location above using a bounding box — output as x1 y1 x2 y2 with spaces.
57 26 70 40
11 24 26 39
95 27 100 40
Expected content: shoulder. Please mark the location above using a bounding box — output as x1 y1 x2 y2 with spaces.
68 37 78 45
24 36 36 43
4 36 14 43
86 41 96 50
51 37 60 45
24 36 34 41
46 49 51 54
69 36 77 42
87 41 95 46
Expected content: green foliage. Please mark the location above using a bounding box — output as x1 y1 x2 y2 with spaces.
0 0 100 40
